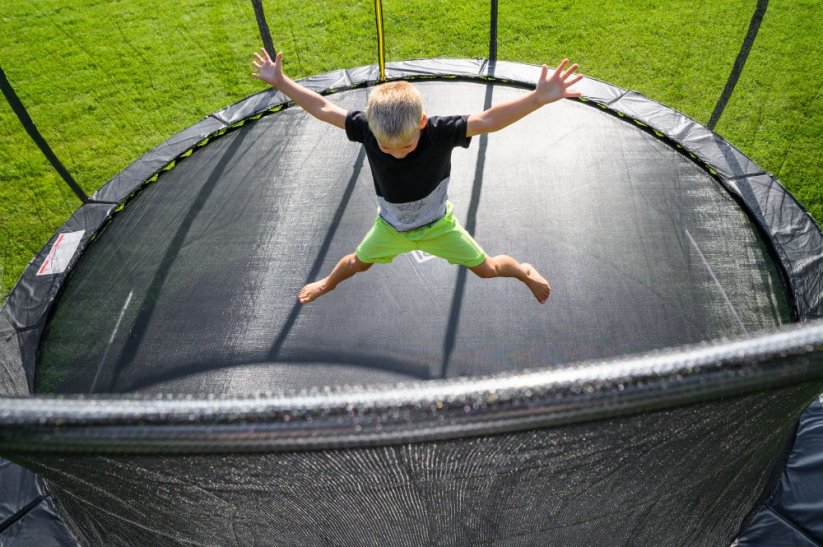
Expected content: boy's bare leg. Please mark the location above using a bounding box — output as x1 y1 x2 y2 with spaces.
299 253 373 304
469 255 551 304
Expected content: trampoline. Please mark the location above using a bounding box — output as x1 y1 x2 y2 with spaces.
23 63 811 393
1 59 822 545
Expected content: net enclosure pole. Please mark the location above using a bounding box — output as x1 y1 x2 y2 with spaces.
0 67 88 203
251 0 277 60
708 0 768 130
374 0 387 82
489 0 499 63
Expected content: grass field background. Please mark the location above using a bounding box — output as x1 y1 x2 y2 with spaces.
1 0 820 301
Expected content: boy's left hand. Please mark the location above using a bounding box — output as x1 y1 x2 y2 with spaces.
535 59 583 105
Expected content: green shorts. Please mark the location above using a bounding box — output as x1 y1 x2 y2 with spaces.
355 202 487 267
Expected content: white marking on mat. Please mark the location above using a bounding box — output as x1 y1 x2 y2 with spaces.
411 250 438 264
90 290 133 393
37 231 85 275
685 229 746 333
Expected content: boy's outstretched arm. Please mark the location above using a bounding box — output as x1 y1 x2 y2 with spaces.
466 59 582 137
252 48 347 129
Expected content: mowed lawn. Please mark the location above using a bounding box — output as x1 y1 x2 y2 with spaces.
1 0 820 299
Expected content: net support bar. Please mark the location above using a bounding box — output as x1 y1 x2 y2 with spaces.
251 0 277 60
374 0 387 82
708 0 768 130
0 67 88 203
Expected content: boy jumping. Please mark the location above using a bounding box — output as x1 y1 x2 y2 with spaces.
252 49 582 305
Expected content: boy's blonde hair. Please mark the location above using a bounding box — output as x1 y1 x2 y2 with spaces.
365 81 424 145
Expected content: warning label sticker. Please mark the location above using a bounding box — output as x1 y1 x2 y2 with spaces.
37 231 85 276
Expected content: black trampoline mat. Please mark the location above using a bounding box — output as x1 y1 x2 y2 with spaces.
36 81 790 394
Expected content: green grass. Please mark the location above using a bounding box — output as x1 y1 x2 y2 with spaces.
1 0 820 301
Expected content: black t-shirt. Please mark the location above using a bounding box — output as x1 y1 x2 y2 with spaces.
345 110 472 203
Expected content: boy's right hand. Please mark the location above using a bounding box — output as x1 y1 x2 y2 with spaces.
250 47 348 129
252 48 283 88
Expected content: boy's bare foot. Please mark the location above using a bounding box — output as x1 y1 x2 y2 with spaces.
521 263 551 304
299 279 331 304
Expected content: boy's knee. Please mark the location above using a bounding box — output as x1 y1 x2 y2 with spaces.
470 259 496 279
352 255 373 271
